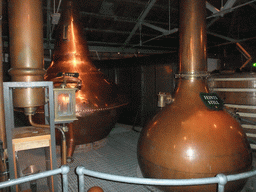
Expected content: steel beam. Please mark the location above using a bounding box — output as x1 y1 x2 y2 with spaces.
206 1 220 14
124 0 157 46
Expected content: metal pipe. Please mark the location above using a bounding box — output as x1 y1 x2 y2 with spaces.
8 0 46 115
46 0 52 58
61 139 67 165
28 115 50 129
66 123 75 162
76 166 256 192
0 165 70 192
28 115 67 165
0 0 7 184
179 0 207 76
0 0 5 150
55 126 67 165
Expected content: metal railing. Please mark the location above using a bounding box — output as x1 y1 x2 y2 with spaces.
2 164 256 192
76 166 256 192
0 165 69 192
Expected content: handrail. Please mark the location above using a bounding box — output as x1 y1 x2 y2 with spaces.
0 165 69 192
76 166 256 192
1 164 255 192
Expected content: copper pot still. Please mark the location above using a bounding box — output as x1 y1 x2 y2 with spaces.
44 0 127 159
137 0 252 191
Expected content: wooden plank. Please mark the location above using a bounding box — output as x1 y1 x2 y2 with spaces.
13 138 50 151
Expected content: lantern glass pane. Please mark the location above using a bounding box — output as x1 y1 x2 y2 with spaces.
57 93 72 116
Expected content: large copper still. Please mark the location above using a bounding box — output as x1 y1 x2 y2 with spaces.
44 1 127 160
137 0 252 191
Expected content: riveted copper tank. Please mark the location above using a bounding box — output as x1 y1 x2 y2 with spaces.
44 0 127 159
137 0 252 191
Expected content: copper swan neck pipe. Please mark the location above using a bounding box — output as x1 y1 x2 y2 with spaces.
178 0 207 77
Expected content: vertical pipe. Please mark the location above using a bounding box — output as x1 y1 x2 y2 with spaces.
0 0 7 184
61 165 70 192
179 0 207 75
8 0 46 114
0 0 6 150
47 0 52 58
62 139 67 165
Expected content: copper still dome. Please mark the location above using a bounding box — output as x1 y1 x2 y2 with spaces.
137 0 252 191
45 0 128 160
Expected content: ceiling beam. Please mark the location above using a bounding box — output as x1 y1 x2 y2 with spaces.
247 0 256 10
39 39 174 53
79 11 172 26
83 27 157 37
113 0 178 11
206 1 220 14
207 17 220 28
123 0 157 46
135 28 179 47
207 31 237 42
89 45 174 54
142 22 170 34
207 0 256 19
223 0 237 10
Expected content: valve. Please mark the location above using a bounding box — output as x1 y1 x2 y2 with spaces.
157 92 174 108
